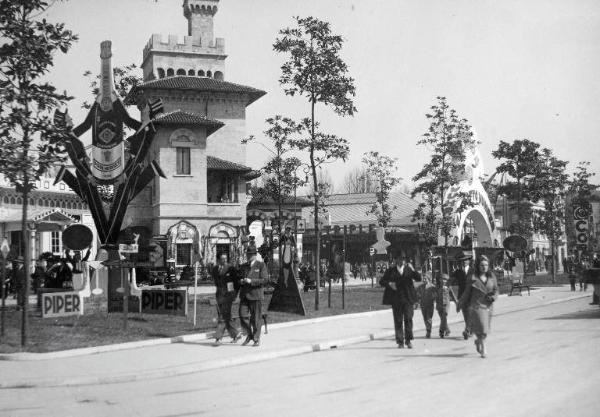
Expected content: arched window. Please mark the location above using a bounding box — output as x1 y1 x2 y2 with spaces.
3 196 8 204
214 71 223 80
197 70 205 77
206 70 212 78
176 68 186 76
37 199 43 206
10 197 15 204
29 198 34 206
187 69 195 76
166 68 174 77
157 68 165 78
16 197 22 205
49 200 55 207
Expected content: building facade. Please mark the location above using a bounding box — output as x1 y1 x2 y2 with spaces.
124 0 264 268
0 170 97 266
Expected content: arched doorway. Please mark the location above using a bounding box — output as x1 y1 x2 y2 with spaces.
206 222 239 265
166 220 200 267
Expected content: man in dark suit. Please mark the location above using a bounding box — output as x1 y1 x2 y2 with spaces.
452 258 471 339
212 254 241 345
380 256 421 348
239 245 269 346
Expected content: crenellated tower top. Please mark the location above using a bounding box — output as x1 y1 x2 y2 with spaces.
183 0 219 45
141 0 226 81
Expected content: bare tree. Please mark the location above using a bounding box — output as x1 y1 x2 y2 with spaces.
342 166 376 194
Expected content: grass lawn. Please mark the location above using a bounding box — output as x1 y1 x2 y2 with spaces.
0 285 387 353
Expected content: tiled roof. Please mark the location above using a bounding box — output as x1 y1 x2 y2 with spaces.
301 192 420 229
248 195 313 207
153 110 223 135
126 76 266 105
207 156 252 172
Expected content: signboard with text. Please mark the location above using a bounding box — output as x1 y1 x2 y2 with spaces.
42 291 84 318
141 289 188 316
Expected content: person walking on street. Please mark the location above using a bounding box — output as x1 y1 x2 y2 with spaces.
436 273 457 338
238 245 269 347
419 272 436 338
458 255 499 358
452 258 471 339
212 254 241 346
380 255 422 348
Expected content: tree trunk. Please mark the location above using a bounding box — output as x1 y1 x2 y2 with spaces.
278 173 283 283
550 237 556 283
20 179 30 348
310 98 320 310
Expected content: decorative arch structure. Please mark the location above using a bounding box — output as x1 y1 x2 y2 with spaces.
166 220 200 266
205 222 243 265
443 143 499 249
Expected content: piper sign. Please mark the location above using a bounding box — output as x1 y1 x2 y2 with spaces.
42 292 84 318
141 290 187 316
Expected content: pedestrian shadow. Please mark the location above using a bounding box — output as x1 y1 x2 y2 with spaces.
538 309 600 320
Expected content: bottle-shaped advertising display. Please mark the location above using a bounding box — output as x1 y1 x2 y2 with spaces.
91 41 125 182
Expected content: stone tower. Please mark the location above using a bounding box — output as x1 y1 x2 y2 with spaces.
125 0 264 258
141 0 226 82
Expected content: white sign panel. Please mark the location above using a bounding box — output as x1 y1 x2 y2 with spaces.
42 291 84 318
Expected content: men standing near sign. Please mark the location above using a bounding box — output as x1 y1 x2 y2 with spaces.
212 254 241 345
239 245 269 346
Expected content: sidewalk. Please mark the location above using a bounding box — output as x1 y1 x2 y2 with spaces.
0 285 592 389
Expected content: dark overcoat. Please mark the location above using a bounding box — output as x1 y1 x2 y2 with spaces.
380 265 421 305
458 273 499 335
239 260 269 301
212 263 238 302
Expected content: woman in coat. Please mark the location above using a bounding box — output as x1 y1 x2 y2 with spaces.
458 255 498 358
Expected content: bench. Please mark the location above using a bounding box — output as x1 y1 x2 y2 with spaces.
509 274 530 296
209 298 268 334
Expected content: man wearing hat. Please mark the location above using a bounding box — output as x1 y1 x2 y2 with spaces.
452 258 472 339
238 243 269 346
380 255 422 348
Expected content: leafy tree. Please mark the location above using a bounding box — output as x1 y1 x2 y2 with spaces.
243 116 304 277
82 63 142 109
491 139 541 237
342 166 376 194
0 0 77 346
567 161 598 254
530 148 568 281
411 97 476 273
362 151 402 227
274 16 355 310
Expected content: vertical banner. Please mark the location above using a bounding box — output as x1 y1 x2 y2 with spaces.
573 205 589 251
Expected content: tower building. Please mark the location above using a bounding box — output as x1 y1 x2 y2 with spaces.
125 0 265 268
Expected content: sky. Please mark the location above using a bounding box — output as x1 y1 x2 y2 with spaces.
42 0 600 191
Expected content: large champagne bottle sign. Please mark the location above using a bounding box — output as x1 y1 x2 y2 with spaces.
91 40 125 183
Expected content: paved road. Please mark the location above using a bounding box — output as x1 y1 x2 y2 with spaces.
1 297 599 417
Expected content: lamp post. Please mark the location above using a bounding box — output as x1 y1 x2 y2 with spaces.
1 238 9 339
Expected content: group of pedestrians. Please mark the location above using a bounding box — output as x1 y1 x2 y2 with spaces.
212 245 269 347
380 254 498 358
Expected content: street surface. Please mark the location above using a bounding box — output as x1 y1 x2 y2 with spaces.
1 296 598 417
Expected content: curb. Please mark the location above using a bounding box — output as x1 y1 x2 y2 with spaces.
0 291 591 389
0 309 391 362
